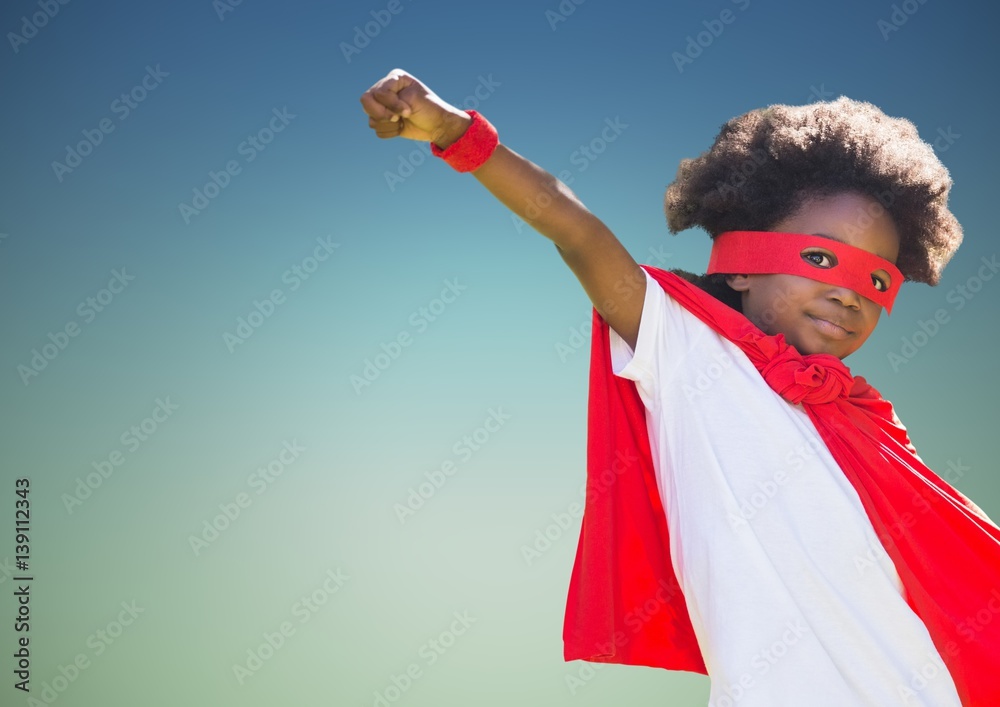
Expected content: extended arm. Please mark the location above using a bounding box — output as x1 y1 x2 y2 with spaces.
363 71 647 350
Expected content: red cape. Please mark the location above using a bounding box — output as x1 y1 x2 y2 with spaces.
562 265 1000 706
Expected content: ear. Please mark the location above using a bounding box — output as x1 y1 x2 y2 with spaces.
725 274 751 292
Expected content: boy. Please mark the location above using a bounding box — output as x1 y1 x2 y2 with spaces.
360 68 1000 706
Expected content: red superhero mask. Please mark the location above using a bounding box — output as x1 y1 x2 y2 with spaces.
706 231 903 314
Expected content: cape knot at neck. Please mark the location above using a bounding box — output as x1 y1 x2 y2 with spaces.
754 335 854 405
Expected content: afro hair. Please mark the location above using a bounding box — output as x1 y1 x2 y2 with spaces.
664 96 963 311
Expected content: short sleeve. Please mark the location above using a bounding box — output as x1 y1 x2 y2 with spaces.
608 268 664 402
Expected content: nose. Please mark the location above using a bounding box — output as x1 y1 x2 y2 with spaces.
826 284 862 310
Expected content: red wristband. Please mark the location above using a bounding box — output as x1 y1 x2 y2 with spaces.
430 110 499 173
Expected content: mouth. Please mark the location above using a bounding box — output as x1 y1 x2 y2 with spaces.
807 314 853 339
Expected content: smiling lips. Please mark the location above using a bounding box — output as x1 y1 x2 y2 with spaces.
808 314 853 339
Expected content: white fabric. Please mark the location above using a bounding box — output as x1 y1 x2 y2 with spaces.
607 269 961 707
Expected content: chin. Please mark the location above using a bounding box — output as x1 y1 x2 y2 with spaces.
819 341 853 360
788 333 843 359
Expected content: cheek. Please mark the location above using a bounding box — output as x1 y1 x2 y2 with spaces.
758 279 809 318
859 305 883 332
748 290 795 330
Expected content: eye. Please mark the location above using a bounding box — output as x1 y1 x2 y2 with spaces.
801 249 836 268
871 273 889 292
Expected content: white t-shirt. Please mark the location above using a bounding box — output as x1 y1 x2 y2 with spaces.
607 268 961 707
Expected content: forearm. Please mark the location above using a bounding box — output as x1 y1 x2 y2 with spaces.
435 113 609 252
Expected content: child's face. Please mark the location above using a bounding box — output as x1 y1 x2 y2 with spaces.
725 191 900 360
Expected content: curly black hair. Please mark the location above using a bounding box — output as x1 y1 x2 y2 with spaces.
663 96 963 312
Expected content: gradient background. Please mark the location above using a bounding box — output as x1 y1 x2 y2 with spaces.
1 0 998 705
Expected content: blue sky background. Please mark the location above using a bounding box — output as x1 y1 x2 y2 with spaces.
1 1 998 705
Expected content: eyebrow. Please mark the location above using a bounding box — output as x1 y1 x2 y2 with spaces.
810 231 896 264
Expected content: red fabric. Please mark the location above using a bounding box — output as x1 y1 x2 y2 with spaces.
707 230 903 312
429 110 498 173
563 264 1000 706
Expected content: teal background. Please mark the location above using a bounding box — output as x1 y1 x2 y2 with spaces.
1 0 997 704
